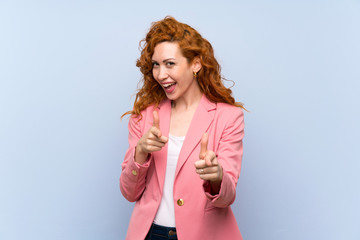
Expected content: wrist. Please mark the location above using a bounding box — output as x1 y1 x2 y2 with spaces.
135 144 146 155
209 167 223 194
135 145 149 164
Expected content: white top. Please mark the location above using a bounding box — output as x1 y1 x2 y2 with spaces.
153 134 185 227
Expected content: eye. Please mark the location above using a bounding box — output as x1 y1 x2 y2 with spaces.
152 62 159 67
166 61 175 67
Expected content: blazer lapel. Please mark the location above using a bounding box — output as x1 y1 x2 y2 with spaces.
175 94 216 177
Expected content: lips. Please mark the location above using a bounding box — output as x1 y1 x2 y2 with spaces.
162 82 176 94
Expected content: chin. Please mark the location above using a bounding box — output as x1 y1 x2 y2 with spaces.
165 93 178 101
166 96 177 101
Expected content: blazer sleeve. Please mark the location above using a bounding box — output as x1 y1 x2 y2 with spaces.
203 108 245 208
120 115 152 202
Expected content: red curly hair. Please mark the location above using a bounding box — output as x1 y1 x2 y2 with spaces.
122 16 245 118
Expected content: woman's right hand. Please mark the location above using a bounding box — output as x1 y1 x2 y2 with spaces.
135 111 168 164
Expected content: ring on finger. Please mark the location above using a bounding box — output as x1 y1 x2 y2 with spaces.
201 169 204 174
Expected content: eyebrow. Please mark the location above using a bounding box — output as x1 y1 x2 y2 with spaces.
152 58 176 63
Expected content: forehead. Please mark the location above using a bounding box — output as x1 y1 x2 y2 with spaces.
152 41 184 60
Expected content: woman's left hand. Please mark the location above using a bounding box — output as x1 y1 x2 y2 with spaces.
194 133 223 184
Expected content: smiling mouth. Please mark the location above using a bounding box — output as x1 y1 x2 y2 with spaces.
162 82 177 94
163 83 176 89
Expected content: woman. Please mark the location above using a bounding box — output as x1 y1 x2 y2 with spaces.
120 16 245 240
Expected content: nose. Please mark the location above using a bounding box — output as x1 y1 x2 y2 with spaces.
156 66 168 81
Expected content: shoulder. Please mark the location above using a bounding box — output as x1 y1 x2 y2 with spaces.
129 104 155 126
216 102 244 119
213 103 245 134
129 98 169 125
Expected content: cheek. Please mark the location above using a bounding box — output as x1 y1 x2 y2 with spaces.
183 71 194 83
175 68 191 82
152 69 158 80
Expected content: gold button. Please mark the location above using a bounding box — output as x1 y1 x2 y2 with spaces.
177 199 184 206
131 170 137 176
168 230 176 236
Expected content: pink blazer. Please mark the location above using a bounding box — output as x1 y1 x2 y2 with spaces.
120 94 244 240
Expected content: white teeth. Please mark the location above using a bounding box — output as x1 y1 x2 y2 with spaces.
163 83 175 88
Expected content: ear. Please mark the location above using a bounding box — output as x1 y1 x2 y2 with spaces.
192 57 202 73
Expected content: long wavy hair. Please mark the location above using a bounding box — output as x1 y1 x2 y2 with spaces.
122 16 245 119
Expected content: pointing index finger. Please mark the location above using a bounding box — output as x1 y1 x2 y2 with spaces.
200 132 208 160
152 111 160 129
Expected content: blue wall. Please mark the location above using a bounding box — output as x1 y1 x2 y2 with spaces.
0 1 359 239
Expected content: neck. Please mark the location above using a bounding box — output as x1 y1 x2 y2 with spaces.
172 90 202 111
